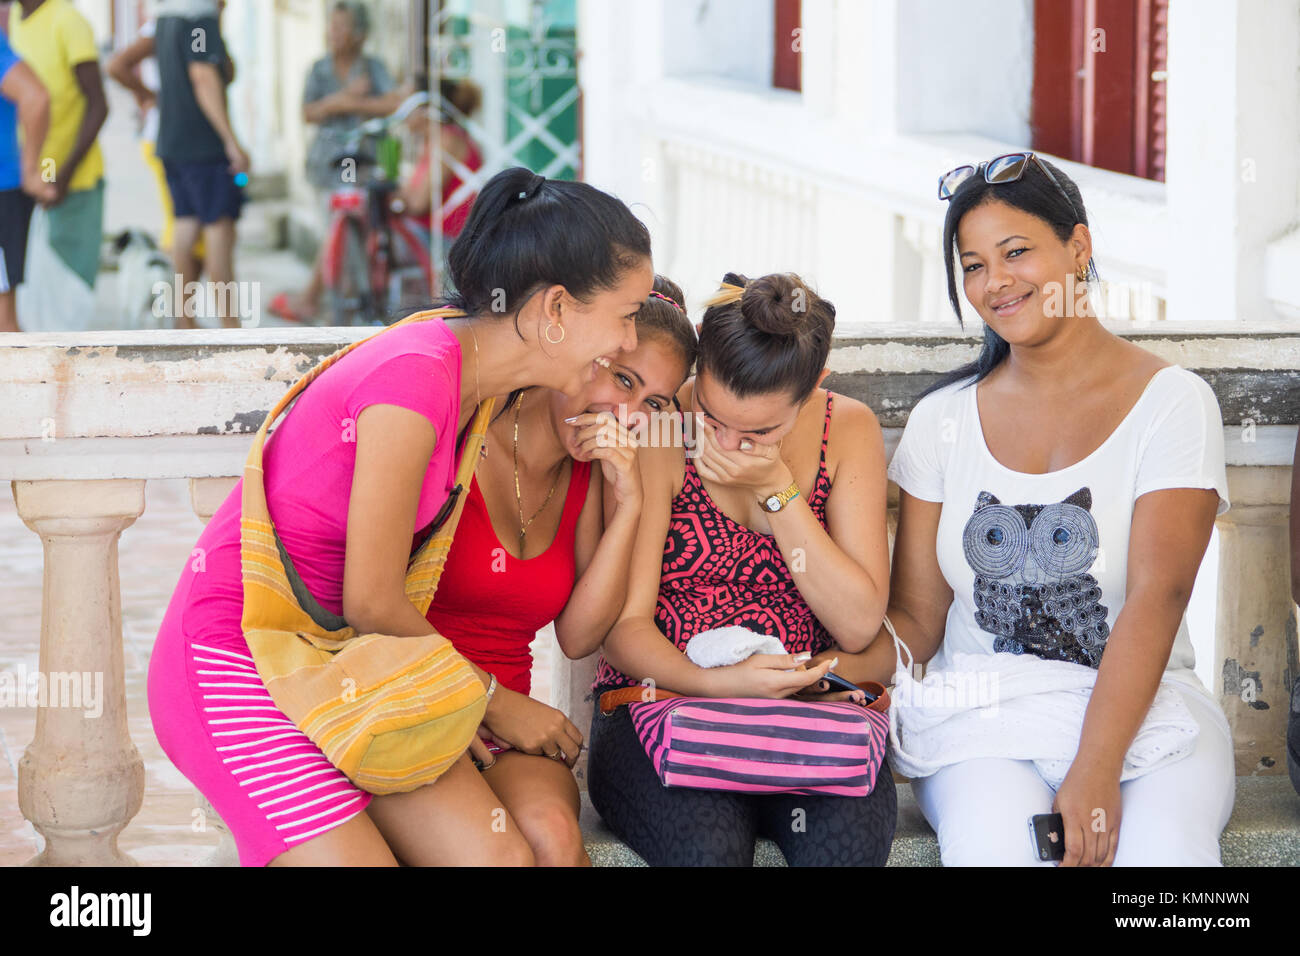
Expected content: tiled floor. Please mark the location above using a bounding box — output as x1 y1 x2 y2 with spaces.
0 478 555 866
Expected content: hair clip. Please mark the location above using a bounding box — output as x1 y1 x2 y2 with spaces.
515 174 546 204
648 290 685 313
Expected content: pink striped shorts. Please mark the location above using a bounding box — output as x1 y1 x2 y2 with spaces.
148 607 372 866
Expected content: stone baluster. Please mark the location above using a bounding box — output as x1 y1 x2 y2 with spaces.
1214 465 1297 775
12 479 146 866
552 646 600 789
188 477 241 866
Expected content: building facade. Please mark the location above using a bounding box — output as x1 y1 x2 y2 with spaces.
579 0 1300 334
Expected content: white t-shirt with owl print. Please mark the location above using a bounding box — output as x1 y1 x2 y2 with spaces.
886 365 1229 700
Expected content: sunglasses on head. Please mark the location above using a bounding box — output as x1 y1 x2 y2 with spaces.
938 151 1096 279
937 151 1080 217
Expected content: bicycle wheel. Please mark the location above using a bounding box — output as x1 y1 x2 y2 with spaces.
326 217 371 326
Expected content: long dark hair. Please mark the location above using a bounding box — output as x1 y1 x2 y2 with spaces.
441 167 651 326
922 156 1093 397
697 272 835 401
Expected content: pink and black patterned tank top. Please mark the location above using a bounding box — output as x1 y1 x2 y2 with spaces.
594 392 837 691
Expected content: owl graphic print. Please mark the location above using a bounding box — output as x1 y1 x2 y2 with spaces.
884 367 1230 687
962 487 1109 667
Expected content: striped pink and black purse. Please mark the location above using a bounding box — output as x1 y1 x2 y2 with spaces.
603 685 891 797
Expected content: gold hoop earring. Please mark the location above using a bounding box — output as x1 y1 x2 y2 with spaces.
544 323 566 345
1076 266 1089 283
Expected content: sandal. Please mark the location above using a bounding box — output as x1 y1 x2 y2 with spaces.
268 291 317 324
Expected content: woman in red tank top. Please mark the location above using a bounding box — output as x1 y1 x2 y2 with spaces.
424 276 697 865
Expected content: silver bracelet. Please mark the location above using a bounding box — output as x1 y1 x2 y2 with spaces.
485 673 498 702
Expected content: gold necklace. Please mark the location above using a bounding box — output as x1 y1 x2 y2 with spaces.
512 391 564 556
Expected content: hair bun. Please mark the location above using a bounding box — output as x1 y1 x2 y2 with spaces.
741 273 805 336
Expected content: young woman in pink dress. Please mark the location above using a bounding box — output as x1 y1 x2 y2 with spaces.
147 167 655 866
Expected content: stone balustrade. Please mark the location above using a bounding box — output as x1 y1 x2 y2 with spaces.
2 322 1297 864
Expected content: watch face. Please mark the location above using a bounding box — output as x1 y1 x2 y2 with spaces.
766 496 781 512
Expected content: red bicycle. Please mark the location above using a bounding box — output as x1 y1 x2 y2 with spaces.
321 93 434 326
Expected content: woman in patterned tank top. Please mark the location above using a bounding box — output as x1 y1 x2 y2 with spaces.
588 272 897 866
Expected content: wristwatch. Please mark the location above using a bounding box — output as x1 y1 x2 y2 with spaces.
760 480 800 513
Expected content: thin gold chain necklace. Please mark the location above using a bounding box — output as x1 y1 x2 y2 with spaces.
512 391 564 556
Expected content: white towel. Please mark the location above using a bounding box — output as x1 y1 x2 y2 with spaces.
685 627 788 669
884 620 1199 788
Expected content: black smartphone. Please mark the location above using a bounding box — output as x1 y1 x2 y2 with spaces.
821 670 878 702
1029 812 1066 862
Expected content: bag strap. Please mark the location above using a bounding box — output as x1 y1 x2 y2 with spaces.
402 395 494 616
883 614 914 677
242 307 487 632
269 397 493 632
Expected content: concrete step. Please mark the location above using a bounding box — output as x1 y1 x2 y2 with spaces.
581 775 1300 866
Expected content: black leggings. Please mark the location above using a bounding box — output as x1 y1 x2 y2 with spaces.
587 701 898 866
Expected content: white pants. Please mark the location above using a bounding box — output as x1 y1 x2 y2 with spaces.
910 683 1235 866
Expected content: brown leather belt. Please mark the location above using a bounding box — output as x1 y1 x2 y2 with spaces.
599 681 891 715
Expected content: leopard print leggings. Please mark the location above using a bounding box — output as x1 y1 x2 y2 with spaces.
587 702 898 866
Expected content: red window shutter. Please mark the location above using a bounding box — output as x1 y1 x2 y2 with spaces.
773 0 801 92
1032 0 1167 181
1134 0 1169 181
1031 0 1085 159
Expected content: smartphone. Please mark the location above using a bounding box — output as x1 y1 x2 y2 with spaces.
821 670 878 702
1029 812 1066 862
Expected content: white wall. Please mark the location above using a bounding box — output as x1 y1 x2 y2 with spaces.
662 0 774 88
581 0 1300 332
894 0 1034 144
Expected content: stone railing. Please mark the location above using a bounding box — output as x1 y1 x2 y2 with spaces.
2 322 1297 864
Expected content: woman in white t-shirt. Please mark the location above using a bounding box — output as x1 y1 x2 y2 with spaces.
841 153 1234 866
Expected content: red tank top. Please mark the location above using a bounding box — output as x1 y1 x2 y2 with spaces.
425 458 592 695
411 124 484 237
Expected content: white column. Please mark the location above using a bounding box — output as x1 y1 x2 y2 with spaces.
12 479 146 866
1214 466 1294 775
1166 0 1300 324
800 0 836 117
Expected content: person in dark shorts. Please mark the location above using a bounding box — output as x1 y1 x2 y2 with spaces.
0 27 56 332
154 0 248 329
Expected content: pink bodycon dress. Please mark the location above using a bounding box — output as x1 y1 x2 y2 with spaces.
147 317 463 866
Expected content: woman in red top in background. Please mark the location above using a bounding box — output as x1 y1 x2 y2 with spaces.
425 276 697 866
396 78 483 241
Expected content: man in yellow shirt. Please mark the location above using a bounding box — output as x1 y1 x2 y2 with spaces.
8 0 108 291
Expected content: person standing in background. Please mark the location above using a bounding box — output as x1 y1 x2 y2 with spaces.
269 1 400 324
7 0 108 325
153 0 248 329
0 25 56 332
107 11 228 268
